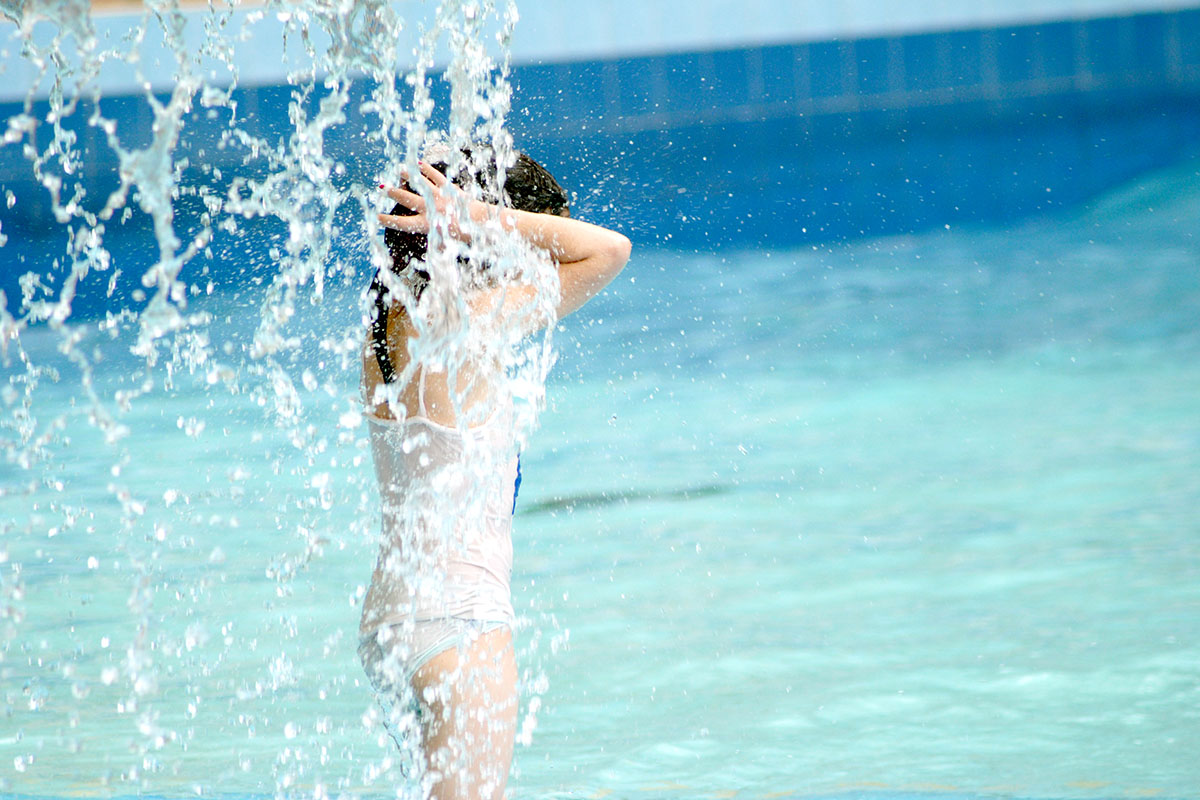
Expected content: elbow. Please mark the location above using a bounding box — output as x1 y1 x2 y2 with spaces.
607 232 632 273
617 232 633 264
555 231 633 318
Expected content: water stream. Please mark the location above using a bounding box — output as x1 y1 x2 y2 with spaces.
2 1 560 796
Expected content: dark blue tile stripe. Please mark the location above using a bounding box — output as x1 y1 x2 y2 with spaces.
508 8 1200 135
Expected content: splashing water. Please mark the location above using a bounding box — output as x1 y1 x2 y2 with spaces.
0 0 563 796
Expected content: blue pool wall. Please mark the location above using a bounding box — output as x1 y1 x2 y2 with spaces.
511 7 1200 248
1 6 1199 270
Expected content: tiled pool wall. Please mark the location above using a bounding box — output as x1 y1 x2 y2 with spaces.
512 7 1200 246
1 7 1199 250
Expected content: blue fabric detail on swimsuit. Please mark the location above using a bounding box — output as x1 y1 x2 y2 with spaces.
512 456 522 515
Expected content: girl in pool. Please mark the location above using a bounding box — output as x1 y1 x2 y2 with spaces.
357 147 631 800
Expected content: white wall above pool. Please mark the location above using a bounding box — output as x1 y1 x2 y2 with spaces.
1 0 1198 102
512 0 1200 61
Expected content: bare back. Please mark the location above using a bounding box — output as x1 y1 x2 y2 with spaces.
361 291 518 426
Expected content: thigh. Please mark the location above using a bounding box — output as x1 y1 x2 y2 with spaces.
412 625 517 800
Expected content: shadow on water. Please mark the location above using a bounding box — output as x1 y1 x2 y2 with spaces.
519 482 725 516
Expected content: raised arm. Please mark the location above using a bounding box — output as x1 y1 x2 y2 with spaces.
379 162 631 318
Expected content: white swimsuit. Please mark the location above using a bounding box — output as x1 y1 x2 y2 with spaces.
358 387 519 688
359 265 533 698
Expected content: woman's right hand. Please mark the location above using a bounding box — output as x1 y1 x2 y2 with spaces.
377 162 631 319
378 161 485 241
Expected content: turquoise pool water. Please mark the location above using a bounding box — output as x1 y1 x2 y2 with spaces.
2 158 1198 799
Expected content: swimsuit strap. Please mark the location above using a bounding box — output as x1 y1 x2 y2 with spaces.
417 368 429 417
370 271 397 385
370 270 432 418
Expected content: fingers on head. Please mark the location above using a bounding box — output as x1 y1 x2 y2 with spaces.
378 213 419 231
419 161 445 185
386 185 423 211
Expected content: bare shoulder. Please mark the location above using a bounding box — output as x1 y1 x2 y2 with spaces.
469 280 554 335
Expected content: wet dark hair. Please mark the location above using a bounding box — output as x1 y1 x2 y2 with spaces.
382 148 570 299
369 148 569 385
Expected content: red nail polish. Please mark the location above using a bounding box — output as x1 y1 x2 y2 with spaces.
379 184 386 189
